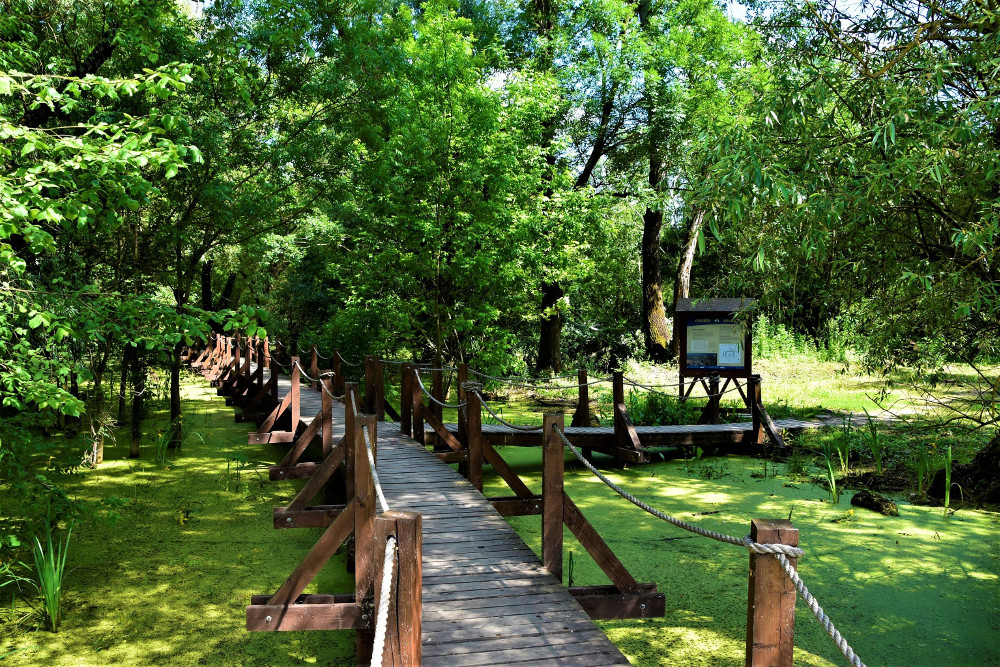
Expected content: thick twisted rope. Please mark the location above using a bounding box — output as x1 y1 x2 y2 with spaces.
623 376 739 400
469 369 586 383
379 358 406 366
362 423 390 513
372 535 397 667
553 425 802 556
418 366 457 373
553 424 865 667
336 350 363 367
469 368 612 390
473 391 544 431
776 553 866 667
415 374 467 409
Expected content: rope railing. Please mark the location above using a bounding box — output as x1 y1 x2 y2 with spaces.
469 368 613 390
415 373 467 409
347 386 390 513
471 389 544 431
372 535 398 667
336 350 363 367
552 423 865 667
622 376 742 400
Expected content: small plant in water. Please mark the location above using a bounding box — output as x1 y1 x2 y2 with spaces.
861 408 884 475
821 441 839 503
914 446 937 496
33 518 72 632
942 445 963 516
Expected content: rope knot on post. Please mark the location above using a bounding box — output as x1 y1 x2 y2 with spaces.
743 535 805 559
462 381 484 393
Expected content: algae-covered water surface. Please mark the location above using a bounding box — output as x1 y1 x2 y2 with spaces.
484 448 1000 666
3 374 998 666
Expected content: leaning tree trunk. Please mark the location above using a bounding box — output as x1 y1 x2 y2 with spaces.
642 207 671 361
670 207 706 358
537 281 564 372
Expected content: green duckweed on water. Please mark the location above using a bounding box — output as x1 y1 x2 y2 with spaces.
1 377 354 666
3 374 998 665
485 447 1000 666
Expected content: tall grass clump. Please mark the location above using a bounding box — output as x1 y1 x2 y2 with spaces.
626 390 700 426
861 408 884 474
821 441 840 503
33 518 72 632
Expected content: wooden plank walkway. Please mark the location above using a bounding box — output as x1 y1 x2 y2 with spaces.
241 367 630 665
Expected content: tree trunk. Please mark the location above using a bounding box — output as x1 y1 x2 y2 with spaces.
129 351 145 458
168 341 183 448
642 207 671 361
201 260 213 311
537 281 564 372
670 207 706 357
118 343 134 417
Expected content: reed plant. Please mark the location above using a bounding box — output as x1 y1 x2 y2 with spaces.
861 408 884 475
821 441 840 503
32 518 72 632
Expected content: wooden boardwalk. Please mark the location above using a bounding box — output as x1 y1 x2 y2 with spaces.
235 366 630 664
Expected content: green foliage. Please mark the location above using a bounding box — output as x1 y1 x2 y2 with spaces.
625 389 700 426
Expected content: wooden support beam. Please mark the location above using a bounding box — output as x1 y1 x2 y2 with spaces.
400 363 412 436
467 389 483 492
489 495 543 517
700 374 721 425
411 367 424 446
273 504 346 529
572 369 590 427
457 364 468 445
276 410 323 469
568 585 665 620
354 412 378 665
482 442 534 499
265 500 356 607
746 519 798 667
423 412 463 452
542 413 564 583
246 600 363 632
562 494 641 593
612 371 646 462
374 511 422 666
332 349 344 395
749 375 765 445
290 356 301 434
284 441 347 514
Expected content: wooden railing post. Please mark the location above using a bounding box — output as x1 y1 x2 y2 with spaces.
290 356 301 434
375 360 386 422
344 383 358 503
365 355 377 415
572 368 590 427
709 373 721 425
746 519 798 667
457 363 469 444
542 413 565 583
374 511 423 666
612 371 625 444
310 346 319 390
467 389 483 492
430 368 443 448
354 412 378 663
411 367 425 445
321 376 333 458
332 348 344 395
749 375 764 444
400 363 412 436
263 337 270 370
